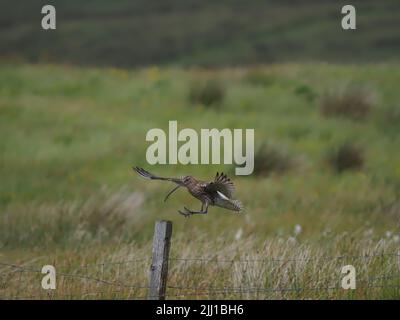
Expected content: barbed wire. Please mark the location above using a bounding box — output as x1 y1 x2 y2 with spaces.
166 284 400 295
0 251 399 299
0 261 149 290
164 284 400 299
165 273 400 292
168 252 400 263
0 290 148 300
62 258 150 270
1 252 398 270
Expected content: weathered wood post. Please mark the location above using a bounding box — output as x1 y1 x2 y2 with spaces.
398 250 400 272
148 220 173 300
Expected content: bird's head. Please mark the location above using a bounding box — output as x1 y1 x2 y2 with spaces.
163 175 196 203
182 175 196 187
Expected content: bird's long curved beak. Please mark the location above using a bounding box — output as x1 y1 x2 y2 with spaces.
164 185 181 202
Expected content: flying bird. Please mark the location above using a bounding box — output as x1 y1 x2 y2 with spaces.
132 167 244 217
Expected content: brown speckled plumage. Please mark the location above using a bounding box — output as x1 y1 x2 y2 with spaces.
133 167 244 217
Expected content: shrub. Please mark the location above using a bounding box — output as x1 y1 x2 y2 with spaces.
243 70 276 87
320 86 374 120
294 85 317 102
253 143 295 177
327 143 364 173
189 80 225 107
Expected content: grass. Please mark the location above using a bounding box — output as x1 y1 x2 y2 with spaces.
1 0 400 67
2 233 399 299
0 63 400 299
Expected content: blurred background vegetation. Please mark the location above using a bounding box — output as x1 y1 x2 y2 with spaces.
0 0 399 67
0 0 399 299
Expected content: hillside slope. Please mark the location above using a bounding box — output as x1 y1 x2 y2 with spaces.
0 0 399 67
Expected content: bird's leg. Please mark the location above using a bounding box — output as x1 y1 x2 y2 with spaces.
178 205 197 217
201 202 209 214
178 207 197 217
180 202 209 216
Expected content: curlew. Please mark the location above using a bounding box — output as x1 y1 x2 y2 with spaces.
133 167 244 217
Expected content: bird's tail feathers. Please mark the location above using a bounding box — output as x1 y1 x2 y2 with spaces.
231 199 245 213
215 197 244 213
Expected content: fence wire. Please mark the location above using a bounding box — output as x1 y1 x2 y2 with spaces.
0 252 399 299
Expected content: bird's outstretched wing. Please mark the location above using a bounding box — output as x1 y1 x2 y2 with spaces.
132 167 182 184
204 172 235 199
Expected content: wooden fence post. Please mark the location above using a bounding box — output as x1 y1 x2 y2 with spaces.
398 250 400 272
148 220 173 300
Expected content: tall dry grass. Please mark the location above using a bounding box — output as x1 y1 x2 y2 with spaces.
1 226 399 299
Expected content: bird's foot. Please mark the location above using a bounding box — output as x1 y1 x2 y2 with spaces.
179 206 207 216
178 207 192 218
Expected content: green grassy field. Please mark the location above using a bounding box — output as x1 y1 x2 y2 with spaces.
1 0 400 66
0 63 399 299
